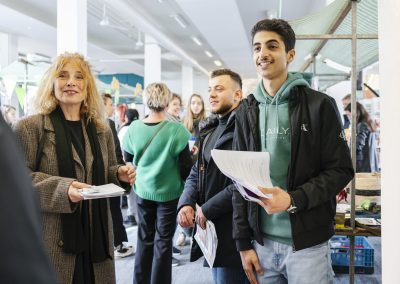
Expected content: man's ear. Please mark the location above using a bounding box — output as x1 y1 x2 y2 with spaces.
234 89 243 102
287 49 295 63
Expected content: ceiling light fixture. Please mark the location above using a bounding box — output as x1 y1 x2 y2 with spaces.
171 14 187 29
214 60 222 67
191 36 202 46
136 30 144 47
322 58 351 74
304 53 322 61
205 50 213 58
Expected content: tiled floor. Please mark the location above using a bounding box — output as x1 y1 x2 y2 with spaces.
115 212 381 284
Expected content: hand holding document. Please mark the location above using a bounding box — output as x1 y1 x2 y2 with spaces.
79 183 126 200
194 205 218 267
211 149 273 204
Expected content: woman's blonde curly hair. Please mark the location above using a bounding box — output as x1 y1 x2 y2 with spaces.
143 82 172 112
34 52 106 130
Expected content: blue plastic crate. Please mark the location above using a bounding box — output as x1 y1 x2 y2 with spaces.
330 236 374 274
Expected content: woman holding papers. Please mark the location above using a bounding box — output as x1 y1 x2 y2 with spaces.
14 52 135 284
122 82 192 284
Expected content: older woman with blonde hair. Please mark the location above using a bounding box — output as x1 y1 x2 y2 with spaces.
14 52 135 284
122 82 192 284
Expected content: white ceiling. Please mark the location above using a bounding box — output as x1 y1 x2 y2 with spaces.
0 0 330 81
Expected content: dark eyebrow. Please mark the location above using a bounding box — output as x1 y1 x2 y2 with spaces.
253 39 280 47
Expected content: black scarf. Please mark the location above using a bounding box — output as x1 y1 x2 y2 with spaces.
49 106 110 262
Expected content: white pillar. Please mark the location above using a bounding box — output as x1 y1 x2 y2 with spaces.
144 34 161 88
57 0 87 56
0 33 17 69
181 63 193 104
378 1 400 282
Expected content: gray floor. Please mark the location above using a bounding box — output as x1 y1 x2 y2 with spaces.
115 218 382 284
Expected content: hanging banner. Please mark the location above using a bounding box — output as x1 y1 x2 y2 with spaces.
111 76 120 104
114 90 120 105
134 82 142 96
15 85 26 111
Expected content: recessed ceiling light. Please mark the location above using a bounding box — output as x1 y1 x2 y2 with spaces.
214 60 222 67
205 50 213 58
170 14 187 29
191 36 202 46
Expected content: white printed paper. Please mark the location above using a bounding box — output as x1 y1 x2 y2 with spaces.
211 149 273 202
79 183 126 200
194 204 218 268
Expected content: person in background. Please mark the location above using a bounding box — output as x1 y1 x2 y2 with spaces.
0 113 58 284
345 102 379 172
118 108 140 145
14 52 136 284
342 94 351 129
232 19 354 284
2 104 17 127
122 82 192 284
183 93 207 140
165 92 185 262
115 103 128 129
166 93 182 122
115 102 129 208
102 93 135 258
176 93 207 247
178 69 248 284
118 108 140 227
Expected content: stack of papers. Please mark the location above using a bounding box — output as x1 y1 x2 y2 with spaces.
194 219 218 267
79 183 126 200
211 149 273 203
355 218 381 226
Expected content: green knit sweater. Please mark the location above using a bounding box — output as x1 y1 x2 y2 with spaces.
122 120 190 202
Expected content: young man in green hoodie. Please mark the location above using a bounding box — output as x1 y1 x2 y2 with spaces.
232 19 354 284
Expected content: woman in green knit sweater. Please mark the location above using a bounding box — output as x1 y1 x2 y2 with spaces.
122 82 192 284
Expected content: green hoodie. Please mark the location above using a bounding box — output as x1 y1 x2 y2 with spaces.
254 72 309 245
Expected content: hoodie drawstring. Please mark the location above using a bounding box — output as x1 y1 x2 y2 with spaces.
263 94 281 148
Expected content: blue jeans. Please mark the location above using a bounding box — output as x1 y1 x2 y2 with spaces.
254 238 334 284
212 267 249 284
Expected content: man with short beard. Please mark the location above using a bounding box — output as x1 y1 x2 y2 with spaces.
178 69 248 284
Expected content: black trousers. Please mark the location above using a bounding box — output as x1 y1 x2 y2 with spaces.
109 196 128 247
133 196 178 284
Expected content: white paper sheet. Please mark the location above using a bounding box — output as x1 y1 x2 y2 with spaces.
193 205 218 267
211 149 273 201
79 183 126 200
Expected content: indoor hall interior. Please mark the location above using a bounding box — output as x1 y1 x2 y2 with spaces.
0 0 398 284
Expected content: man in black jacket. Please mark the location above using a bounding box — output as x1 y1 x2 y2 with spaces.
177 69 248 284
102 93 134 258
232 19 354 284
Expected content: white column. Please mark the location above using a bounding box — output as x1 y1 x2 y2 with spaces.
144 34 161 88
57 0 87 56
181 63 193 104
0 33 17 69
378 1 400 282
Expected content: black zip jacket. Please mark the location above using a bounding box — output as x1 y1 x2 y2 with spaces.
178 110 242 267
232 86 354 251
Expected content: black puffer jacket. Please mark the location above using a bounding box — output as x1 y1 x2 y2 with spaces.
232 86 354 251
178 110 242 267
